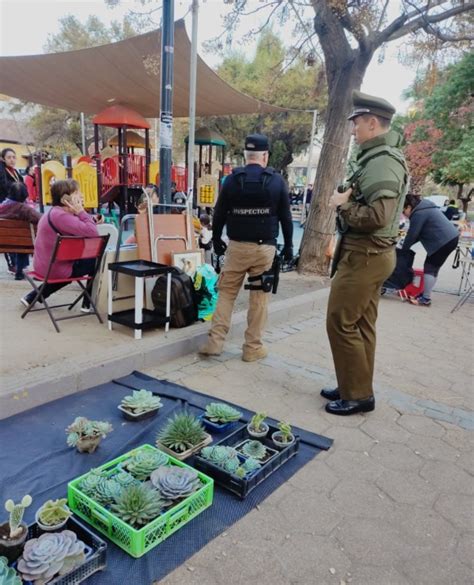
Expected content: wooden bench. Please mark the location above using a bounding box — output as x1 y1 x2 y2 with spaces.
0 219 36 254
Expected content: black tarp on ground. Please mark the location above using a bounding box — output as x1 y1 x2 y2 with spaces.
0 371 332 584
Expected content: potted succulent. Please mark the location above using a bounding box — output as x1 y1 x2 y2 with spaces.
66 417 113 453
0 556 21 584
247 412 269 438
35 499 72 532
17 530 86 583
200 445 261 478
271 421 296 449
111 484 164 528
150 466 201 504
156 412 211 460
118 389 163 421
0 495 32 563
202 402 242 432
123 449 169 481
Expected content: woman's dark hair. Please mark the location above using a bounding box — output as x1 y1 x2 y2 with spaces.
51 179 79 206
8 182 29 203
1 148 16 160
200 213 211 227
404 193 421 209
449 199 456 205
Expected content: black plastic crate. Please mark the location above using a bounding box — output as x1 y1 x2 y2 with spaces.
193 424 299 499
21 515 107 584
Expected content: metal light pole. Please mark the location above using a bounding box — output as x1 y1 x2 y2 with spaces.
80 112 86 155
159 0 175 207
186 0 199 245
301 109 317 225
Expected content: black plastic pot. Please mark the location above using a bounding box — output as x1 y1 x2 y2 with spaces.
0 521 28 563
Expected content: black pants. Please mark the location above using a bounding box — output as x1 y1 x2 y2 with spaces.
26 259 96 307
424 237 459 277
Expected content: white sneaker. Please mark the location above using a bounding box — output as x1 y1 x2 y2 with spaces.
80 306 92 313
20 296 31 308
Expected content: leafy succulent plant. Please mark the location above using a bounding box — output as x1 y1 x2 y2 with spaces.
0 556 21 585
37 499 72 527
204 402 242 424
111 485 164 528
114 471 139 488
277 421 293 443
157 412 207 453
242 457 261 474
65 417 113 447
124 450 169 480
241 440 267 460
200 445 241 474
150 466 201 501
120 389 163 413
17 530 86 584
249 412 267 432
5 495 32 538
78 469 103 497
93 477 124 506
78 469 137 505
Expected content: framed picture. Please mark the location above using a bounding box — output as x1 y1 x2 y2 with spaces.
171 250 204 278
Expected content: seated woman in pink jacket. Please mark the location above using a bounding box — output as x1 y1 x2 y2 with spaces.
21 179 99 310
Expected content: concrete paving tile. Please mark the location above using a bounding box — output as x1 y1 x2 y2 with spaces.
441 427 474 452
395 552 471 585
370 442 423 471
455 451 474 475
330 479 395 519
334 518 416 565
325 450 386 482
318 426 377 452
455 531 474 570
420 461 474 495
360 418 411 444
376 469 439 506
346 565 411 585
276 492 342 535
434 493 474 531
396 413 446 437
407 434 461 463
286 459 341 495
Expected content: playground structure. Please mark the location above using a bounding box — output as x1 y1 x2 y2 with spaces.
36 105 187 215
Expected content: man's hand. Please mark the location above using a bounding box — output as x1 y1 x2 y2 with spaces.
213 238 227 256
281 245 293 262
329 187 352 210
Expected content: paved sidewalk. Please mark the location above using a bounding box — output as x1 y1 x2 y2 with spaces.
146 287 473 585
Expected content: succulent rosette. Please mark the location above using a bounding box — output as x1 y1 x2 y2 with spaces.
17 530 86 584
124 450 169 480
150 466 201 501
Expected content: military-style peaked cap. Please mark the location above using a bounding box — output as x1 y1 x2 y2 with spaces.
244 133 270 151
348 90 396 121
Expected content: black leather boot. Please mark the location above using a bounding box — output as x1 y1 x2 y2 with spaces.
325 397 375 416
320 387 340 400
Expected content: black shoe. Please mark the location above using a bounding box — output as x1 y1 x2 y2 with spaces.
325 397 375 416
320 387 340 400
15 273 25 281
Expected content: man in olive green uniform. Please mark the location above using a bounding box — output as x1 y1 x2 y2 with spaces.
322 91 408 415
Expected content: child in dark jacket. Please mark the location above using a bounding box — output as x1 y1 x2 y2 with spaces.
0 182 41 279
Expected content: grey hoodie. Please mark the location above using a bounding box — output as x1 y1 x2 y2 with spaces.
402 199 459 255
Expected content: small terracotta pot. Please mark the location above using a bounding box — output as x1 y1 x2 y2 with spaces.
76 435 102 453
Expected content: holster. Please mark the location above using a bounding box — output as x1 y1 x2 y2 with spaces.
330 234 343 278
244 253 281 294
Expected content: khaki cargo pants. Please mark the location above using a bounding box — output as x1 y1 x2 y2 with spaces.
326 248 396 401
205 240 275 356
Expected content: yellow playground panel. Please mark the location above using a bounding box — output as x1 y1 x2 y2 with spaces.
197 174 218 208
149 160 159 185
73 162 98 208
41 161 66 204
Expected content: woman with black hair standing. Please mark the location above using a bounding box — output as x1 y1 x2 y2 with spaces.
0 147 25 272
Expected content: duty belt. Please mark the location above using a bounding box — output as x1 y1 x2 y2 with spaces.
231 238 276 246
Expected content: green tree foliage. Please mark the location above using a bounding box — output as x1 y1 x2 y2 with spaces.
203 31 326 173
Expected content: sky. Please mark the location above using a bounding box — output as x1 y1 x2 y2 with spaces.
0 0 418 114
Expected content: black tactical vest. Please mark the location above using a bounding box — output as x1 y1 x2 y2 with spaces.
226 167 279 243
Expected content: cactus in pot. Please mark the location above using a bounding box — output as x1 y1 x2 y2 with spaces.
66 417 113 453
150 467 201 501
119 389 163 419
17 530 86 584
272 421 296 449
0 495 32 563
247 412 269 438
36 499 72 531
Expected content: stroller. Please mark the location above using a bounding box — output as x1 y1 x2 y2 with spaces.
381 248 424 301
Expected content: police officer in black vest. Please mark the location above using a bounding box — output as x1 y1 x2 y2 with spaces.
199 134 293 362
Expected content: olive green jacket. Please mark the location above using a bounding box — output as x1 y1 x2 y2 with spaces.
339 130 408 244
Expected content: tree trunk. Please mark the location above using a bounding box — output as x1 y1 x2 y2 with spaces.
298 55 369 274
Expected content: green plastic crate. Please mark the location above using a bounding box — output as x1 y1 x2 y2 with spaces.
67 444 214 558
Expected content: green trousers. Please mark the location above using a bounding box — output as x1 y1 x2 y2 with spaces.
326 248 396 400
